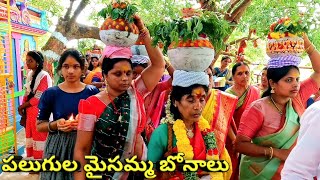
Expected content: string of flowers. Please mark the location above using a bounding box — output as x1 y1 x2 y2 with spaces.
172 116 224 180
160 94 175 124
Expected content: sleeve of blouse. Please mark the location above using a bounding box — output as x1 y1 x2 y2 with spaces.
159 80 172 92
22 95 27 104
29 76 48 106
147 125 167 163
213 67 219 76
299 78 319 104
92 72 102 83
37 89 52 121
237 104 264 139
78 98 97 131
134 76 150 97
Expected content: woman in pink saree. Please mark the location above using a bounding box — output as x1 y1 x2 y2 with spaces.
235 34 320 180
225 62 260 179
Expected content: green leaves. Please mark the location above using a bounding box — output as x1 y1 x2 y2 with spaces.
273 19 308 35
111 8 120 19
97 5 113 19
98 2 138 23
149 10 231 54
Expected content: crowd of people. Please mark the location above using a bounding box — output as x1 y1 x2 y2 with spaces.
16 14 320 180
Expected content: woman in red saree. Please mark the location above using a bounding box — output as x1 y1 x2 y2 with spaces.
148 70 231 179
74 15 165 180
225 62 260 179
235 34 320 180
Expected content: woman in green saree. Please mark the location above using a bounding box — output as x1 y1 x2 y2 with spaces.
234 34 320 180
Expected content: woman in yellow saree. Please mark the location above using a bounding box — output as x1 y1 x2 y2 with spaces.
203 67 238 179
83 55 103 87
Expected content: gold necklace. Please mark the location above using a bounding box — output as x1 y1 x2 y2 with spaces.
186 126 194 138
105 90 122 122
270 96 283 115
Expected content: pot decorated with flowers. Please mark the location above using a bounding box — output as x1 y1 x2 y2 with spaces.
150 9 230 72
98 0 139 47
266 18 307 58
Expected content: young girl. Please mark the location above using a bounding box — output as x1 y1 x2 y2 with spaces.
37 49 99 180
18 50 52 159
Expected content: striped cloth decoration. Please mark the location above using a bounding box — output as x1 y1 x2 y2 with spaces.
172 70 209 87
268 55 301 68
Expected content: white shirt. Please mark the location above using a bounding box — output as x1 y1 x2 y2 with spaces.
281 101 320 180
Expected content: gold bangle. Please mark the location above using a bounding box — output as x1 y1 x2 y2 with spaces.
308 46 317 55
306 44 314 52
48 121 56 132
166 63 171 69
269 147 274 159
139 27 147 34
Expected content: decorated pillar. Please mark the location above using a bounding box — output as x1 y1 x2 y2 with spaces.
11 32 23 103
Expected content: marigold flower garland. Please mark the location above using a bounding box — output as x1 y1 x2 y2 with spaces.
160 93 225 179
173 117 224 180
160 94 175 125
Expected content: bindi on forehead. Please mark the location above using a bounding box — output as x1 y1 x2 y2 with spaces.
291 72 300 77
192 88 204 99
121 66 130 72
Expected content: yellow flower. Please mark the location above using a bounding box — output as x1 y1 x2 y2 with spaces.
210 172 224 180
284 20 291 26
184 152 194 160
288 33 297 37
173 119 194 161
175 128 186 135
178 138 190 145
173 118 224 180
198 116 210 131
270 32 285 39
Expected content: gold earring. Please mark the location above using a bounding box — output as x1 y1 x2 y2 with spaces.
104 80 108 93
271 87 275 94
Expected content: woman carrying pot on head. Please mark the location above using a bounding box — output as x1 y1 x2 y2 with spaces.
225 62 260 180
37 49 99 180
235 34 320 180
18 50 52 160
73 15 165 180
148 70 232 180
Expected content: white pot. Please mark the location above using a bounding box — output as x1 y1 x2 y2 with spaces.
168 47 215 72
131 45 148 56
99 29 139 47
266 37 304 58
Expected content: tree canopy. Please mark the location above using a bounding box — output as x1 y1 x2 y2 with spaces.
29 0 320 66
